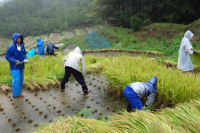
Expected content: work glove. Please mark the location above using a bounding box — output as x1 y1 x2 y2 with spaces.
15 60 22 66
23 59 29 63
193 50 198 55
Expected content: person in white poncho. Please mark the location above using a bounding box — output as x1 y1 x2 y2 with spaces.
177 30 197 72
61 47 88 94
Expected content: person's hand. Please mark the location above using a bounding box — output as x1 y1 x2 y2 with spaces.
15 60 21 65
23 59 29 63
193 50 198 55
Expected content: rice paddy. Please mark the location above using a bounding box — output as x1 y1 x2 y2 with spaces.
0 24 200 132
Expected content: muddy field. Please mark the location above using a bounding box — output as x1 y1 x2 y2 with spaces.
0 75 125 133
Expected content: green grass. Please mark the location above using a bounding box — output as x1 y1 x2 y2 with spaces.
55 20 200 62
59 35 89 50
99 24 200 62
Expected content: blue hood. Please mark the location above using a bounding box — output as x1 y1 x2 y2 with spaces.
37 38 41 42
148 76 157 90
12 33 24 45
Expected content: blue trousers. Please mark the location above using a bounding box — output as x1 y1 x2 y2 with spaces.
123 86 143 110
10 69 24 98
37 49 45 57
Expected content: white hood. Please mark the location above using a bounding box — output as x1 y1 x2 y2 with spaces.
74 47 82 55
63 47 86 74
184 30 193 40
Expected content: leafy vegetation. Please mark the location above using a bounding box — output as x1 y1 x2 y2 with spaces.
0 0 98 37
97 0 200 29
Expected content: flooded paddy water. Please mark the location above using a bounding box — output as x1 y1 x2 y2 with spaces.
0 75 125 133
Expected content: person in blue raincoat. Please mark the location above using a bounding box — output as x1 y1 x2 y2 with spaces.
36 38 45 57
27 48 35 58
123 76 157 112
5 33 28 98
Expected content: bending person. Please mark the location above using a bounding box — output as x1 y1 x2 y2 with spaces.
123 77 157 112
61 47 88 95
46 42 58 56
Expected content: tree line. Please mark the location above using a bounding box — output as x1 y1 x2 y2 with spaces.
97 0 200 30
0 0 97 37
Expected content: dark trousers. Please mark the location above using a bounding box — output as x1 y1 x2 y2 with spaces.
61 66 88 94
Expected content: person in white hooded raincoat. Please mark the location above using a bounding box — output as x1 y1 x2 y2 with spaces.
61 47 88 94
177 30 197 72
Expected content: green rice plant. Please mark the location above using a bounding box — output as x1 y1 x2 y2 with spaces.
1 54 200 106
85 55 200 107
77 108 93 118
0 55 65 90
34 99 200 133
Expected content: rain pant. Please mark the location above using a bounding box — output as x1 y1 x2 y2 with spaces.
63 47 86 75
27 48 35 58
5 33 27 97
123 86 143 110
36 38 45 57
123 77 157 110
177 30 194 72
10 69 24 97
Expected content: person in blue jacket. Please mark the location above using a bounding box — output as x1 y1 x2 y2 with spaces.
27 48 35 58
46 42 59 56
123 76 157 112
5 33 28 98
36 38 45 57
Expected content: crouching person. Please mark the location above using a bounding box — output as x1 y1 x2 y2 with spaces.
123 76 157 112
61 47 89 94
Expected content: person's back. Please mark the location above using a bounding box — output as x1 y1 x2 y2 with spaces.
46 43 58 55
61 47 88 94
123 77 157 112
63 47 85 74
36 38 45 57
177 30 194 72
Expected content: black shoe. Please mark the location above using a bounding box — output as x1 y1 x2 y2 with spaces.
127 103 132 112
83 89 89 95
60 89 65 92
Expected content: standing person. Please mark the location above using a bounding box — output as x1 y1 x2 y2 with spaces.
61 47 89 95
177 30 197 72
123 77 157 112
46 42 59 56
36 38 45 57
5 33 28 98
